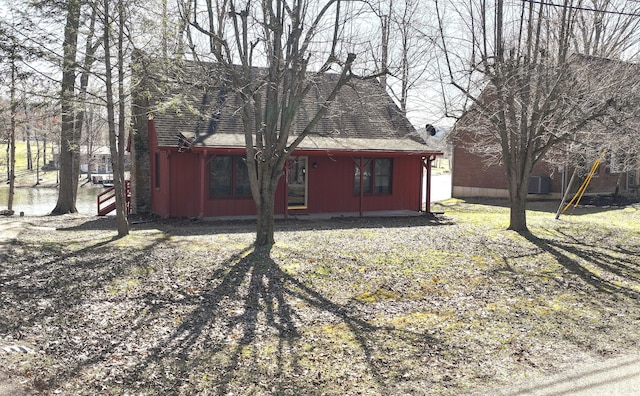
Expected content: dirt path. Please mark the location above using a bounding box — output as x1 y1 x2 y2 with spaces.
0 370 27 396
0 217 30 396
479 353 640 395
0 217 27 261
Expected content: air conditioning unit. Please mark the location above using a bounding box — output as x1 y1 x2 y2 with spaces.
528 176 551 194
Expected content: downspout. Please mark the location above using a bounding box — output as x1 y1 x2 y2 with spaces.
284 162 289 220
418 157 424 212
164 150 171 217
359 156 364 218
425 155 433 215
198 151 206 219
147 117 158 215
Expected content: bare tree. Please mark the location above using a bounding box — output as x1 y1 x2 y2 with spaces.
82 105 107 183
0 13 32 213
26 0 98 214
76 4 101 183
0 107 10 185
22 104 33 171
573 0 640 59
367 0 437 118
102 0 130 236
556 0 640 197
438 0 640 233
51 0 83 214
180 0 377 246
6 44 18 214
388 0 436 115
366 0 392 89
10 0 106 213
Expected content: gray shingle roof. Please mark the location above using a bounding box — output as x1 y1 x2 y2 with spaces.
143 61 437 153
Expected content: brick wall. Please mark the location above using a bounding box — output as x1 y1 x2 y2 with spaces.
452 131 508 190
452 129 588 199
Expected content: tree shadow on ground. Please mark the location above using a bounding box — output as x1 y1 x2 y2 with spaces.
54 216 119 230
44 213 455 237
120 246 442 395
523 231 640 298
136 213 455 237
2 215 447 394
446 197 640 216
0 225 170 392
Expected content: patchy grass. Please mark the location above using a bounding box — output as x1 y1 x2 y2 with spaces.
2 141 59 187
1 199 639 395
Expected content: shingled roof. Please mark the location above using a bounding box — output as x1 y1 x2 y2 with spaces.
143 60 435 153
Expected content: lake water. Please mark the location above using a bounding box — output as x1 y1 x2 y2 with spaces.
0 185 107 216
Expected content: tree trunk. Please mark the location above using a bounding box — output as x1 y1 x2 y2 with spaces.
5 142 8 182
26 139 32 170
7 59 17 213
255 195 276 246
380 12 389 90
8 125 15 213
35 137 41 186
52 0 81 215
115 0 129 236
255 174 278 247
508 194 528 233
7 73 16 213
78 6 98 183
104 0 129 237
507 176 529 233
613 172 624 198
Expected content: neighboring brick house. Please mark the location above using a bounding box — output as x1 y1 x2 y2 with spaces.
451 57 640 200
451 130 637 199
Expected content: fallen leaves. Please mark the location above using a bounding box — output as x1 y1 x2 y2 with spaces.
1 203 639 395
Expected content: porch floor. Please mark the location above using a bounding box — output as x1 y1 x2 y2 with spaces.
202 210 433 222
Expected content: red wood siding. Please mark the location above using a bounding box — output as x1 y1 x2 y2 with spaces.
300 155 421 214
169 153 200 217
151 149 424 218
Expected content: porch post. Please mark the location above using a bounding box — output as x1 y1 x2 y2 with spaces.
352 156 372 218
422 155 435 215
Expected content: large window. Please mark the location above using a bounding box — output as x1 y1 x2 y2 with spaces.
354 158 392 195
209 156 252 198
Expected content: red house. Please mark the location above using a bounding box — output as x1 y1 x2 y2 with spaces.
131 62 443 219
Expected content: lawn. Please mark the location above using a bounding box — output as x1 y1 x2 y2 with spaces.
1 199 639 395
2 141 59 187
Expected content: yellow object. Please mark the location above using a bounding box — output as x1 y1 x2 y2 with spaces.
562 150 606 214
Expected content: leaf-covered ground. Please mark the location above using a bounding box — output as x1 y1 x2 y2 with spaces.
1 198 639 395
